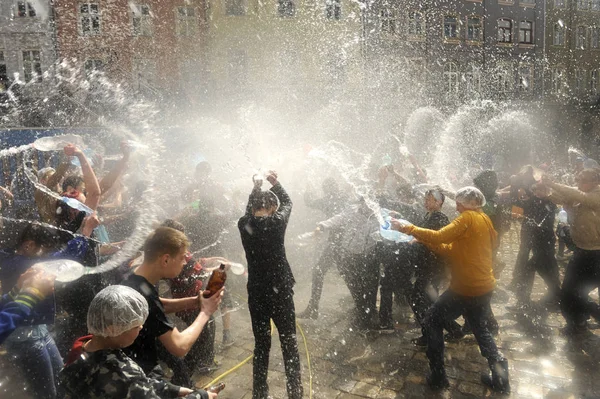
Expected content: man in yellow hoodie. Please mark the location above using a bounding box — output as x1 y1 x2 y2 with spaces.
392 187 509 393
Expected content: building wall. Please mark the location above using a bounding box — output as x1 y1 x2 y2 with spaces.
0 0 56 97
203 0 364 112
53 0 207 96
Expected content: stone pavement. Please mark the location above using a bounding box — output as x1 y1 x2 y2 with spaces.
193 234 600 399
2 228 600 398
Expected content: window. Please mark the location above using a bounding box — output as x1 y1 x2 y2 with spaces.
22 50 42 83
592 27 600 48
555 0 566 7
576 26 587 49
84 59 104 76
443 62 459 96
132 4 152 36
593 0 600 10
578 0 590 9
520 0 535 5
519 21 534 44
467 16 482 41
498 19 512 43
496 63 513 93
518 63 533 92
176 7 197 36
326 0 341 20
553 22 565 46
226 0 247 15
575 69 586 94
407 11 424 37
278 0 295 17
444 16 459 40
551 68 564 94
591 69 599 94
80 2 100 36
16 1 36 17
0 52 7 90
464 64 481 95
380 9 398 35
133 58 157 91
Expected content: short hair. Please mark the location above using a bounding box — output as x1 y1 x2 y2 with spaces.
425 189 445 205
17 224 58 248
161 219 185 233
251 190 279 212
62 175 84 193
143 227 189 261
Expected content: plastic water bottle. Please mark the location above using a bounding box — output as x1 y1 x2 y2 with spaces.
33 134 86 152
61 197 94 215
558 208 568 224
379 209 413 243
36 259 86 283
228 262 245 276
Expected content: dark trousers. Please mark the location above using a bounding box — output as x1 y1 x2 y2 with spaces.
425 290 503 372
248 288 302 399
512 228 534 285
514 234 561 303
561 248 600 327
306 242 339 312
338 250 380 328
158 313 216 387
409 244 462 336
379 242 413 327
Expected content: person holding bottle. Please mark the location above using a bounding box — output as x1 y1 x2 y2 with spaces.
238 171 302 399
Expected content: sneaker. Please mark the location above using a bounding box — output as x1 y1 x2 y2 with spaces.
222 334 236 348
197 361 221 375
411 335 427 347
297 307 318 320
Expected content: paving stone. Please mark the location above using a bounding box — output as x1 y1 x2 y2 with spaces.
350 381 381 397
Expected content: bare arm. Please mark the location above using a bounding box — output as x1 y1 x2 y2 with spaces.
158 289 223 357
66 145 101 211
160 296 199 314
99 142 131 194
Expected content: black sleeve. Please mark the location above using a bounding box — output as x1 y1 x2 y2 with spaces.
271 182 292 223
431 212 450 230
244 187 261 216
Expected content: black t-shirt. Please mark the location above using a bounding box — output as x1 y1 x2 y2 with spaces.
120 274 174 373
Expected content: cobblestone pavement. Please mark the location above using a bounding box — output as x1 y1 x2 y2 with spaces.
2 229 600 398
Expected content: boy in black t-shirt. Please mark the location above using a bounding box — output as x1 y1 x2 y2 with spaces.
120 227 222 377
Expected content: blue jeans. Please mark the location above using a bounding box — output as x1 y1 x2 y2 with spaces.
5 326 63 399
424 290 503 373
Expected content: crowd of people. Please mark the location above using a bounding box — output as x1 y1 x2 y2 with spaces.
0 136 599 398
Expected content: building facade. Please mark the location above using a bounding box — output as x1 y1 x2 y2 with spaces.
52 0 208 99
0 0 56 97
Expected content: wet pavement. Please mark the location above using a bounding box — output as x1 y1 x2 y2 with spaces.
2 225 600 398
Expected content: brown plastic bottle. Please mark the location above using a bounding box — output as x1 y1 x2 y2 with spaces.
208 382 226 393
203 264 227 298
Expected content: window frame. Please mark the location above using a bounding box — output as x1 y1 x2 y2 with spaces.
591 69 599 94
518 63 533 92
131 4 153 36
591 26 600 49
406 10 425 39
22 50 42 83
16 1 36 17
175 6 197 36
576 25 588 49
553 22 565 46
277 0 296 18
592 0 600 11
496 63 514 94
380 8 399 36
443 62 459 97
443 14 460 42
497 18 513 44
325 0 341 20
550 67 564 94
466 15 483 42
79 1 101 37
519 20 534 44
554 0 566 8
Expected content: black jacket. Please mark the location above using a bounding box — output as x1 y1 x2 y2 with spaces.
238 183 295 292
